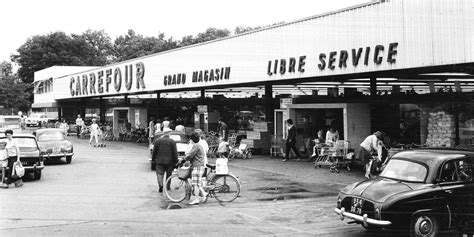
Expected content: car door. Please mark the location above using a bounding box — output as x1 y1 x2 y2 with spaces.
439 158 473 227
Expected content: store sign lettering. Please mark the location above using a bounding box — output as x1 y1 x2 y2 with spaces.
163 66 231 87
69 62 145 96
318 42 398 70
266 42 398 76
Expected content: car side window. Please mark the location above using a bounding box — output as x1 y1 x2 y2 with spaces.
440 159 473 183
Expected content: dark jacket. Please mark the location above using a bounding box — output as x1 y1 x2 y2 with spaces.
287 125 297 143
152 135 178 165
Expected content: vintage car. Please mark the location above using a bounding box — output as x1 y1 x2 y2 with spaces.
149 131 189 170
0 133 45 180
0 115 20 130
25 114 56 127
35 128 74 164
335 148 474 236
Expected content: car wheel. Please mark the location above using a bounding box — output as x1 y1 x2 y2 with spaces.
410 213 439 237
66 156 72 164
34 170 42 180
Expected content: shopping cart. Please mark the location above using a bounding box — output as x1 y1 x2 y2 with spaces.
314 140 351 173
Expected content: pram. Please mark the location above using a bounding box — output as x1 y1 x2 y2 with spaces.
314 140 351 173
228 143 252 160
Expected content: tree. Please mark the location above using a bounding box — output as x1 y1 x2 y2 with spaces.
0 61 30 113
72 29 115 65
179 27 231 47
234 26 261 35
113 30 178 62
11 31 114 84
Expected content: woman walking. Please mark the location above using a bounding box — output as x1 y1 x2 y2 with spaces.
4 129 23 188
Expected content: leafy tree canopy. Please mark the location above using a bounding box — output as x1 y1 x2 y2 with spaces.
0 61 30 113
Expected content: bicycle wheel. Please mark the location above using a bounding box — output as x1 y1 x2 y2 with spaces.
164 174 188 203
211 174 240 202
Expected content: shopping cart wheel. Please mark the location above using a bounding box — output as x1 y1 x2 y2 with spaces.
335 168 340 173
346 166 351 171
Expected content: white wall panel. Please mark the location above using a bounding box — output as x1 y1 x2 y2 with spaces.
51 0 473 100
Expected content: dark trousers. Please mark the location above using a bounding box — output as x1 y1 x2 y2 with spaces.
77 126 81 137
6 156 21 184
285 141 301 159
156 164 174 191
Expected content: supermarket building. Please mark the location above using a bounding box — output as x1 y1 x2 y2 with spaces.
32 0 474 151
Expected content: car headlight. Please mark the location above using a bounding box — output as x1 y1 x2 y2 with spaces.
374 207 381 219
60 145 73 152
337 196 342 208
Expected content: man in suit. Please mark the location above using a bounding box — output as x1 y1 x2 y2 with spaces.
283 119 302 162
152 130 178 193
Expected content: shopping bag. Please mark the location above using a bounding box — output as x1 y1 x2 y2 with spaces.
12 161 25 178
177 162 192 180
216 158 229 175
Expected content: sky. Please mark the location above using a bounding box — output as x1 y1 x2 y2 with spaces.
0 0 369 62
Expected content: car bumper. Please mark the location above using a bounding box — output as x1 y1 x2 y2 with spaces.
24 163 45 172
334 207 392 227
44 153 74 159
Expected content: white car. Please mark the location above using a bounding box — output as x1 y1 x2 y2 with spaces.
25 114 48 127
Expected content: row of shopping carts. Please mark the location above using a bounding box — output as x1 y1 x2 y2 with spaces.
270 135 352 173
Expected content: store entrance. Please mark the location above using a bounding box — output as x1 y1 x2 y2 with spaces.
295 108 344 141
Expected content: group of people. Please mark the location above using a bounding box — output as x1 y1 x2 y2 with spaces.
282 117 386 179
282 117 341 162
148 117 186 144
151 129 209 205
0 130 23 188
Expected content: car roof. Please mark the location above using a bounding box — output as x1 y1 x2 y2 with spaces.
36 128 64 133
0 133 36 139
392 149 474 169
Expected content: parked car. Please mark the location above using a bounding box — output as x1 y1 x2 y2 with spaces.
335 148 474 236
35 128 74 164
0 115 20 130
149 131 189 170
25 114 48 127
0 133 45 180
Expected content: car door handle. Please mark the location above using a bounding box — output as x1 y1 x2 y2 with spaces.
445 190 453 194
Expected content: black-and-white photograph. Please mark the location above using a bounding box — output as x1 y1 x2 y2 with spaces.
1 0 473 236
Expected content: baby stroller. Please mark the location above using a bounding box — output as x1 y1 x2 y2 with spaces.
228 143 252 160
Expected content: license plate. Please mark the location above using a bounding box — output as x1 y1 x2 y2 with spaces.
351 197 363 215
21 161 28 166
53 147 60 153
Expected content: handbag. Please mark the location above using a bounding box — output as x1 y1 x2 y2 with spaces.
12 161 25 178
177 161 192 180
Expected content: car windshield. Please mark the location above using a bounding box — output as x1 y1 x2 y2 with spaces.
37 131 65 141
0 137 38 148
169 134 185 143
380 159 428 182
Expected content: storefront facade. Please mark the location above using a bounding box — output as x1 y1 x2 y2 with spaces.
33 0 474 150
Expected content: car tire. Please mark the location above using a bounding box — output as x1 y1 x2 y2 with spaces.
151 163 156 171
410 213 439 237
34 170 42 180
66 156 72 164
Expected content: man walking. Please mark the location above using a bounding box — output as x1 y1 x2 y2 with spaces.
283 119 302 162
75 114 84 138
151 130 178 194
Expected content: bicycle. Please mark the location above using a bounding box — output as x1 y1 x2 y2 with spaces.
164 163 241 203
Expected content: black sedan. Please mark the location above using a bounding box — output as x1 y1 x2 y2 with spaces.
335 148 474 236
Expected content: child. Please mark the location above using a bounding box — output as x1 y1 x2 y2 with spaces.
217 137 229 158
0 141 8 185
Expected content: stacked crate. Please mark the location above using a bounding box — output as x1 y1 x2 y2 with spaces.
426 111 455 147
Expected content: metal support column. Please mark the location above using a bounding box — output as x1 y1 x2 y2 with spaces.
370 77 377 97
264 84 274 134
99 97 105 124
